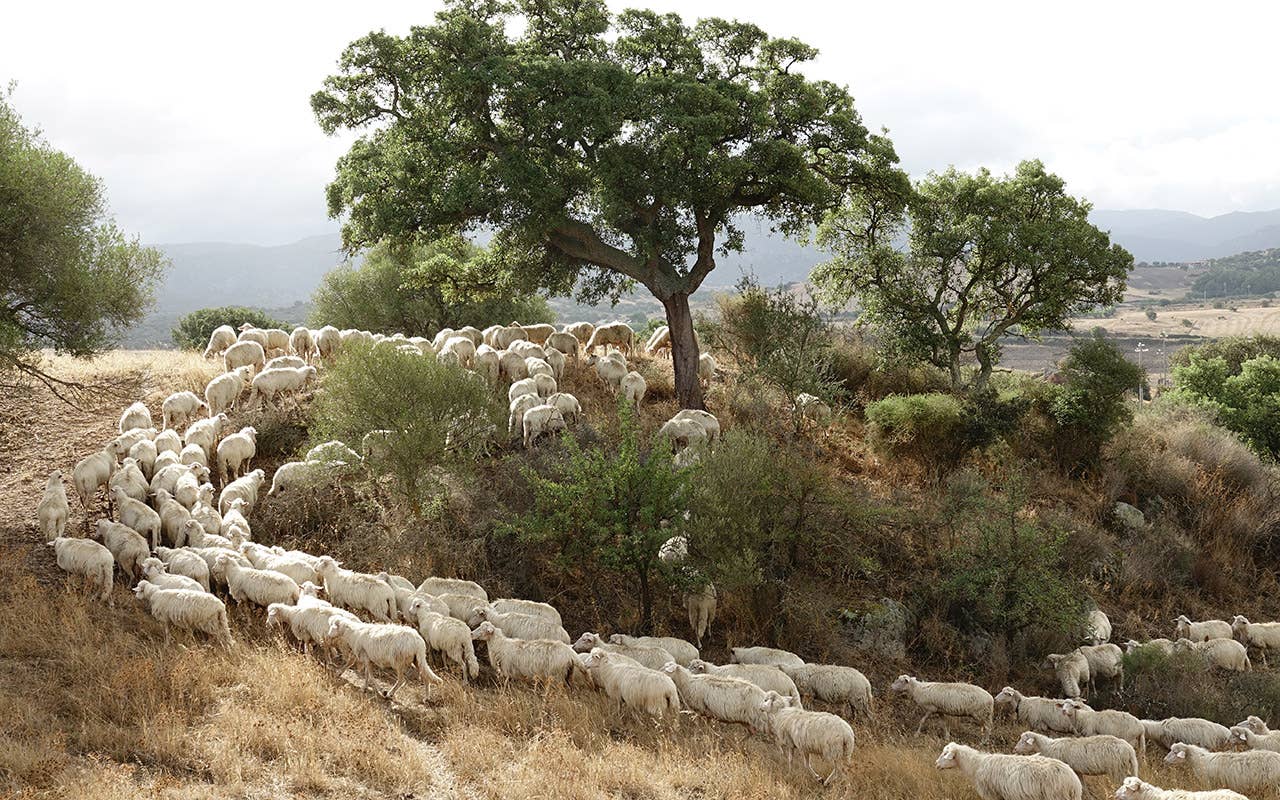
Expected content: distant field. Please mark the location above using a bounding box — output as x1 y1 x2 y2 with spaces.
1075 302 1280 340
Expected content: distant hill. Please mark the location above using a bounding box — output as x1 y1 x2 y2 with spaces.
1089 209 1280 262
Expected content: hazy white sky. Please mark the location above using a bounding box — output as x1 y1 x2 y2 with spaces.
3 0 1278 245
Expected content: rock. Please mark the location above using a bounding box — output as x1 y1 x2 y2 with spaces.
843 597 910 660
1114 501 1145 532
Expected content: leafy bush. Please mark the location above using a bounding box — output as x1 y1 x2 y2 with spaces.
1172 352 1280 456
171 306 287 350
1144 308 1157 321
309 236 553 335
828 334 950 405
1170 335 1280 374
1043 333 1144 468
865 393 967 472
1122 646 1280 723
310 342 504 507
506 408 688 634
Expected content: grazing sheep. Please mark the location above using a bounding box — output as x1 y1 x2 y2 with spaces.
663 661 779 731
472 344 501 386
1231 615 1280 667
508 377 539 404
107 457 148 504
1143 718 1234 751
72 446 118 511
994 688 1082 735
794 392 832 427
314 326 341 362
388 584 449 623
215 554 301 609
133 580 232 647
173 464 209 509
486 598 562 626
684 583 716 649
544 392 581 426
1164 742 1280 794
1057 700 1145 751
890 675 993 739
418 576 487 602
564 321 595 346
187 546 250 588
524 356 553 380
1047 651 1091 699
237 325 268 347
532 372 557 397
581 648 681 719
646 325 670 357
184 414 227 455
91 519 150 584
757 690 855 785
935 742 1082 800
474 606 570 643
689 659 802 706
407 599 479 681
153 428 182 456
218 469 265 515
545 332 579 362
1077 643 1124 691
1230 724 1280 753
306 440 362 464
268 460 325 496
154 489 193 547
1125 638 1176 656
119 401 152 433
128 439 158 480
246 365 316 409
572 632 678 671
472 621 583 688
656 417 708 453
267 601 358 664
671 409 721 443
37 470 70 539
326 617 441 699
730 646 805 668
290 326 315 360
508 393 542 438
161 391 208 431
520 323 554 344
1114 776 1247 800
205 367 252 416
216 427 257 484
315 556 396 621
220 497 251 539
610 634 699 667
698 352 716 386
178 443 208 470
239 542 317 586
586 352 628 392
498 349 529 383
522 404 566 448
1172 637 1252 672
154 546 211 591
110 487 161 549
114 426 157 455
223 339 267 375
584 322 635 356
1174 615 1233 643
140 557 205 592
1014 730 1138 782
782 663 874 718
620 370 647 407
1085 607 1112 644
204 325 237 359
47 536 114 605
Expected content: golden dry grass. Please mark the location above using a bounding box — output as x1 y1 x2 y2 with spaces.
1073 301 1280 339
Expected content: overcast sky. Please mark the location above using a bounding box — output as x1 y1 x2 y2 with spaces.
4 0 1278 245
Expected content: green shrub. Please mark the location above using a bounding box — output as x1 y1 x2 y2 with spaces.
1170 335 1280 373
1043 333 1144 469
310 342 504 507
1121 647 1280 723
171 306 288 350
1172 352 1280 456
865 393 966 471
1145 307 1157 321
828 334 950 404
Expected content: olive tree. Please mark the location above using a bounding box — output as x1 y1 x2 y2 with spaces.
312 0 904 408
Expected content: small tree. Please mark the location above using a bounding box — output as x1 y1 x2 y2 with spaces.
171 306 289 350
1 90 166 397
1046 333 1145 469
513 407 688 633
1172 353 1280 457
814 160 1131 389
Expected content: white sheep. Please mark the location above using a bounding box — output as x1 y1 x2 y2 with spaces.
237 325 268 347
698 352 716 386
1115 776 1247 800
544 392 581 426
140 557 205 592
173 464 209 510
240 542 318 586
1164 742 1280 794
645 325 670 357
662 661 776 731
1172 637 1252 671
48 536 114 604
794 392 832 426
406 599 479 682
1014 730 1138 782
620 370 646 407
524 356 553 380
1076 643 1124 691
133 580 232 647
154 488 193 547
161 391 208 431
1230 724 1280 753
545 332 579 362
1174 615 1233 642
609 633 699 666
109 486 160 548
216 426 257 484
993 688 1079 734
205 367 252 416
247 365 316 409
935 742 1081 800
154 546 211 591
1143 717 1234 751
219 497 250 539
1126 638 1176 656
688 659 802 706
326 617 441 699
472 344 501 386
314 325 341 362
268 460 325 496
290 326 315 360
72 446 118 511
91 519 150 584
1047 650 1091 699
218 469 265 516
1057 700 1146 751
656 417 708 453
472 621 584 688
1085 607 1112 644
890 675 994 739
1231 615 1280 667
178 443 208 470
498 349 529 383
782 663 874 718
184 414 227 455
757 690 855 785
315 555 396 621
572 632 678 671
672 409 721 443
584 322 635 356
153 428 182 456
474 606 570 643
214 554 300 609
119 401 152 433
418 576 487 602
37 470 70 539
187 546 250 588
486 598 562 626
532 372 557 397
441 336 476 368
114 426 157 455
564 321 594 346
522 404 566 448
128 439 158 480
203 325 237 359
730 645 805 668
684 583 716 649
587 352 628 392
582 648 681 719
266 601 358 665
508 377 539 404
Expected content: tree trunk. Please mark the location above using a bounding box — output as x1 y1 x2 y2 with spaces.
662 292 704 410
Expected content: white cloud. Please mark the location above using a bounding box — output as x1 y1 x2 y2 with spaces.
3 0 1277 244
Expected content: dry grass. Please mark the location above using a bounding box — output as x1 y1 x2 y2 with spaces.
1075 301 1280 339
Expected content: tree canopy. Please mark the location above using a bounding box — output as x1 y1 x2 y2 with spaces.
310 235 553 334
0 91 166 396
814 160 1131 389
172 306 289 351
312 0 904 407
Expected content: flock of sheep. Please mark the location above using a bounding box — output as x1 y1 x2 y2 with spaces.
29 318 1280 797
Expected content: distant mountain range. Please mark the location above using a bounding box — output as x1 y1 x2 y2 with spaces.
124 207 1280 347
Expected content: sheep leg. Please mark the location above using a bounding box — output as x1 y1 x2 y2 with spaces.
802 753 822 783
820 761 840 787
915 710 931 735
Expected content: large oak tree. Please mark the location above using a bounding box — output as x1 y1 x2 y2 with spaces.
312 0 903 408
